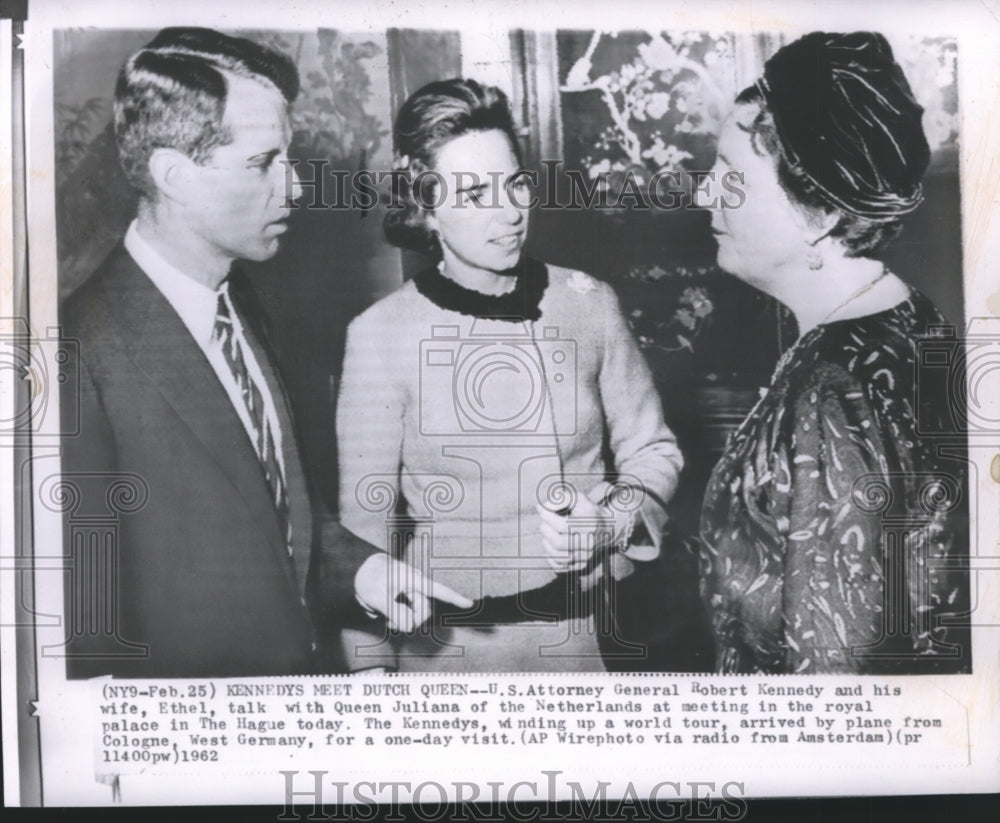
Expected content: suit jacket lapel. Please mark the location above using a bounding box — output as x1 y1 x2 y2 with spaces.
100 247 297 590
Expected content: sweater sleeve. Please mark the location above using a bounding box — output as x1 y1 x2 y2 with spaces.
335 311 406 671
337 312 406 552
594 281 684 551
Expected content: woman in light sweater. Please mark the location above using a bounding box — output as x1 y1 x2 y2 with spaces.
337 78 682 672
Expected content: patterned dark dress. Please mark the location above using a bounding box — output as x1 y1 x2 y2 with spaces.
700 290 970 674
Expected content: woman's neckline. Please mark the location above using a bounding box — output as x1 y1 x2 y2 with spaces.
769 286 922 381
787 266 908 335
413 258 549 322
812 285 918 332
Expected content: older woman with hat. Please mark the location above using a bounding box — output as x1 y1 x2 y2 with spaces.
698 32 969 674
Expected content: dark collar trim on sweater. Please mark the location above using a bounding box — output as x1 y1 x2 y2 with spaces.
413 258 548 322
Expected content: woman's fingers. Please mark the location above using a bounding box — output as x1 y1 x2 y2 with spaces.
356 554 474 633
385 570 474 633
539 520 564 550
536 504 570 533
388 591 413 633
540 522 596 572
424 577 474 609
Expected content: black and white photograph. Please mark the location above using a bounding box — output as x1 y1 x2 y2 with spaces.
2 0 998 809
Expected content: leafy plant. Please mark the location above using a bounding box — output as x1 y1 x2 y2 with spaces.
55 97 104 186
293 29 388 165
620 264 715 354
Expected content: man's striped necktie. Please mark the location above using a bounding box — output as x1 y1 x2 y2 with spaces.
213 291 293 556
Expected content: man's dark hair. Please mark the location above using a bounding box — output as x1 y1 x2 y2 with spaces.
114 27 299 200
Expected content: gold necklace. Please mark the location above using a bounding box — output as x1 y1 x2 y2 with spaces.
771 266 890 379
818 266 890 326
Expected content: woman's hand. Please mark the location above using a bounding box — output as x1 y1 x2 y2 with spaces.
354 552 473 633
537 496 630 573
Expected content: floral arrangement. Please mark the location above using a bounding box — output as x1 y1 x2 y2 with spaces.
620 264 715 354
557 31 728 354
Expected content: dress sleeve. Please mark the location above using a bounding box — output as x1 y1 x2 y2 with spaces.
336 312 406 551
594 282 684 550
773 366 904 673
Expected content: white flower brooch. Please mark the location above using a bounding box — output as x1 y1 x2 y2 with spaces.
566 271 598 295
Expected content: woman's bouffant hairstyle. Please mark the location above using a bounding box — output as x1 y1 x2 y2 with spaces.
384 78 522 256
114 27 299 201
737 31 931 259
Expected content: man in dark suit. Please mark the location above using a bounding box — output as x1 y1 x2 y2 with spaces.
59 28 468 678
